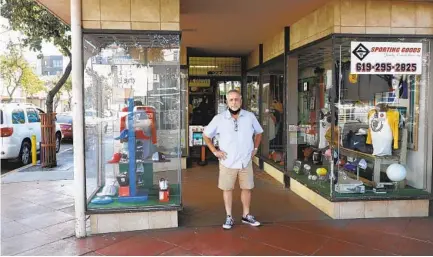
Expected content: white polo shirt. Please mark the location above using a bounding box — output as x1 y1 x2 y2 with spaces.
204 109 264 169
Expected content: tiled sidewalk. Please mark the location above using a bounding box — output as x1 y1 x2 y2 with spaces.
7 218 433 256
2 165 433 256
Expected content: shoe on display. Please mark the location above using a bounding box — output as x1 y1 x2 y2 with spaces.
107 152 122 164
120 152 129 163
241 214 261 227
152 152 167 162
136 163 144 173
222 215 234 230
117 173 129 187
115 129 129 140
90 196 113 205
97 184 117 197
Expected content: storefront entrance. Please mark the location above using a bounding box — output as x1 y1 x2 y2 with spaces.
179 163 330 227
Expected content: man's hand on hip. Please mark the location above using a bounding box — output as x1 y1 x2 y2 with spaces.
251 148 258 159
213 150 227 160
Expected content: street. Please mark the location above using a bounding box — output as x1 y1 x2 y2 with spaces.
1 141 73 174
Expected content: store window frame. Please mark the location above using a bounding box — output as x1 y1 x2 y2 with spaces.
81 29 183 214
286 33 433 202
257 54 286 171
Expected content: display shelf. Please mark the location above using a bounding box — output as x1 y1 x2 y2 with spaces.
87 184 181 210
289 171 431 202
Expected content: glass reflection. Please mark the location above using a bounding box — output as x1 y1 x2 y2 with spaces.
83 33 182 210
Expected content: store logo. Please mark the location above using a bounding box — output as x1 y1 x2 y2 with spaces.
352 43 370 61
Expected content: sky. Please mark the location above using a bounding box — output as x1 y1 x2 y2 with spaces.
0 15 70 96
0 16 66 66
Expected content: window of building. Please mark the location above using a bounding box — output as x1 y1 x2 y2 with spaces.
259 56 285 169
82 32 182 211
287 37 432 201
246 71 259 118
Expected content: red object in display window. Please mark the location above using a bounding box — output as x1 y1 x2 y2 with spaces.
119 106 157 144
107 152 121 164
159 190 169 202
135 106 157 144
118 186 130 197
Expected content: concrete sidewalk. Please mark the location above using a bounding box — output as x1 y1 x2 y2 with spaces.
1 148 74 183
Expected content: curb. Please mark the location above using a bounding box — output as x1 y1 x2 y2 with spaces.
1 163 35 177
2 148 73 177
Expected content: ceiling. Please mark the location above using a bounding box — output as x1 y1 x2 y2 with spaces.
37 0 329 56
180 0 328 55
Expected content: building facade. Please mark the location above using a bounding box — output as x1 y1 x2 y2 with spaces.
36 55 63 76
34 0 433 237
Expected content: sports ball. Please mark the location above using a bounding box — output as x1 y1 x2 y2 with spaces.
316 167 328 176
386 163 407 182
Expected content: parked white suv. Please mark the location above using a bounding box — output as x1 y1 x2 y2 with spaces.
1 103 63 165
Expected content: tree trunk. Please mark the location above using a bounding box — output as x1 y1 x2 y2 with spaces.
46 58 71 113
41 54 72 167
54 94 60 113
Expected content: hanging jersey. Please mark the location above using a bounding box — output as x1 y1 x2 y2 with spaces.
366 110 399 156
318 120 330 149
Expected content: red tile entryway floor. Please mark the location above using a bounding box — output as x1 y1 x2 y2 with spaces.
2 163 433 255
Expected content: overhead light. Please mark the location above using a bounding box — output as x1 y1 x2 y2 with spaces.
190 65 218 68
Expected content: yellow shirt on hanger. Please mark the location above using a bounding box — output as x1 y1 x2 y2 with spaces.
366 109 399 152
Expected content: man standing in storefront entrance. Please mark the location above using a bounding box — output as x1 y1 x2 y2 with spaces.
203 89 263 229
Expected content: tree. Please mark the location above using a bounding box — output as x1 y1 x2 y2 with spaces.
62 77 72 111
21 64 45 96
1 0 71 167
0 42 26 101
1 0 71 113
0 42 44 101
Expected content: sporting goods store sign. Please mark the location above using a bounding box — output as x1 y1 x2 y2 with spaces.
350 42 423 75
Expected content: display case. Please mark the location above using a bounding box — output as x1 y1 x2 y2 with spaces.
82 31 182 212
180 67 188 157
245 70 259 117
259 56 285 169
330 36 432 200
287 36 432 203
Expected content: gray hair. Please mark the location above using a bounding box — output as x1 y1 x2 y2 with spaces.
226 89 242 99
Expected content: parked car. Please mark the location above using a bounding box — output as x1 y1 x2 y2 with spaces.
56 112 73 141
0 103 63 165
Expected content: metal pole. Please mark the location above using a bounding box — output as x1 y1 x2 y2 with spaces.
71 0 86 238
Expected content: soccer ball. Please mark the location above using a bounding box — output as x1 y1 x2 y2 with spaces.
386 163 407 182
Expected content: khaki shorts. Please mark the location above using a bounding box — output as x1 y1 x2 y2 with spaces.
218 161 254 190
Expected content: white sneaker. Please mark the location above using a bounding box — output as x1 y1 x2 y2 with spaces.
241 214 261 227
222 215 234 229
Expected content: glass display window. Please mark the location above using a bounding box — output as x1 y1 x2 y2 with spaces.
82 32 182 211
259 56 285 169
286 39 335 196
288 37 432 201
246 70 259 117
330 37 432 200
